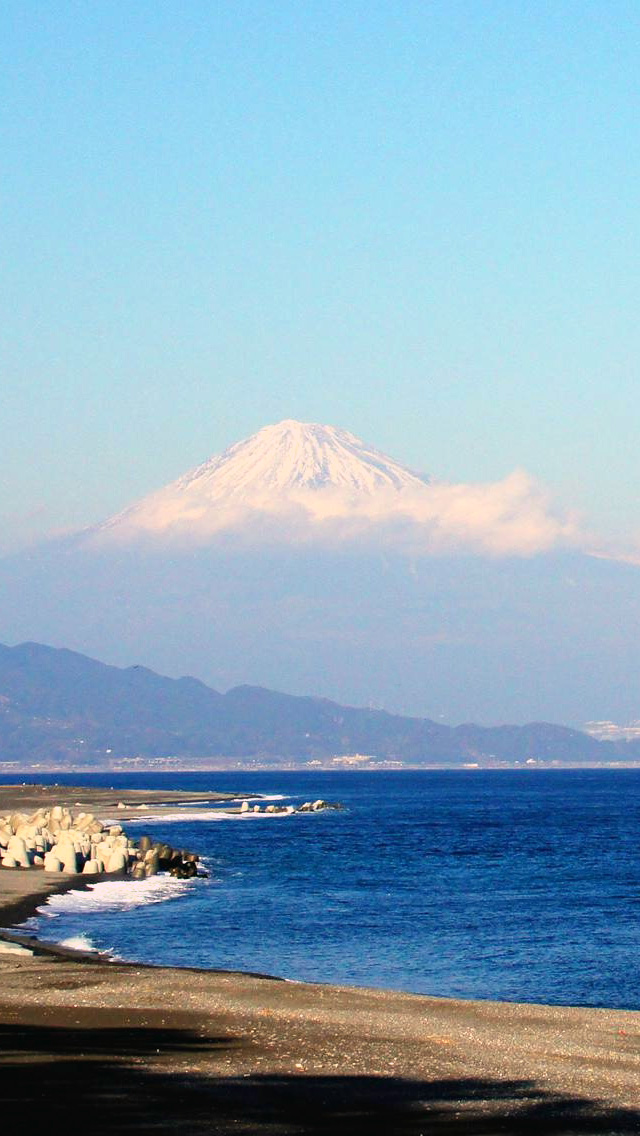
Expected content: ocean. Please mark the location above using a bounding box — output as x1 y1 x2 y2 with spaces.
13 769 640 1010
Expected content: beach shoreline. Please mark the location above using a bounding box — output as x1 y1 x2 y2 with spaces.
1 784 640 1133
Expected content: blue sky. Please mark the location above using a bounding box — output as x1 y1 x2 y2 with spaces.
2 0 639 551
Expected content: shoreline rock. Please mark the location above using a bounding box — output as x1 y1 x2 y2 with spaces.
0 805 205 881
238 798 343 815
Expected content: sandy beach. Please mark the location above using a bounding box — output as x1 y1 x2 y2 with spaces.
1 785 639 1134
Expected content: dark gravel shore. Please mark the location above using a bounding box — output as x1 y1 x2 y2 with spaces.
1 785 639 1134
0 782 239 814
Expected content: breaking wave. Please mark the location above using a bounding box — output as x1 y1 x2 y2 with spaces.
58 933 102 953
34 874 194 918
124 808 294 823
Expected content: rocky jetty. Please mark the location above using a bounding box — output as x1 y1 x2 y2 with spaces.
296 799 343 813
0 805 202 880
238 799 343 815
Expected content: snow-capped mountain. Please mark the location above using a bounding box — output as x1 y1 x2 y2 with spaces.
94 420 432 542
88 417 576 556
1 418 637 724
176 419 430 496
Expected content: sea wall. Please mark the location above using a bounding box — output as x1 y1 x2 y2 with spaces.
0 805 200 879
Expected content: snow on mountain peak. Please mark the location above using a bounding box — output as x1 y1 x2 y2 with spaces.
95 420 431 541
90 419 575 557
178 419 429 497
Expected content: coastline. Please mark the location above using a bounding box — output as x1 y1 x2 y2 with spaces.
1 786 640 1131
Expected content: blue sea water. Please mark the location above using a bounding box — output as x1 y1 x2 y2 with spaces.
12 769 640 1010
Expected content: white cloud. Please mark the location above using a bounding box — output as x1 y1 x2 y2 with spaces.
392 470 580 556
91 468 581 558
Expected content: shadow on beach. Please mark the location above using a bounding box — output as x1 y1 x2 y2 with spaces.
0 1010 639 1135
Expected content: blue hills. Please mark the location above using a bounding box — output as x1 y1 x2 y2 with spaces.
0 640 631 768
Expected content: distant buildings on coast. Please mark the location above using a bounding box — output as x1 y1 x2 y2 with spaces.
584 720 640 742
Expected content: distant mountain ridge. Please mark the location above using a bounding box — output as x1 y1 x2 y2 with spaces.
1 418 621 726
0 640 633 768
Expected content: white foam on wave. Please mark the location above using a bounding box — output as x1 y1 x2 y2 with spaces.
125 809 294 823
108 796 288 826
59 933 101 953
213 794 287 804
123 810 232 824
36 874 194 918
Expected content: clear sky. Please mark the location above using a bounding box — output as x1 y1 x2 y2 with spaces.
2 0 639 552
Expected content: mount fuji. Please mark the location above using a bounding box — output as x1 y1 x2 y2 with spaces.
92 419 432 545
1 418 639 725
88 419 571 558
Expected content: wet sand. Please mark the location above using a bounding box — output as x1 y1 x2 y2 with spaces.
1 785 639 1133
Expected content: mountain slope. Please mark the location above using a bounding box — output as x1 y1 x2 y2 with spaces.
0 641 627 767
93 420 431 542
0 420 637 724
2 537 640 724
